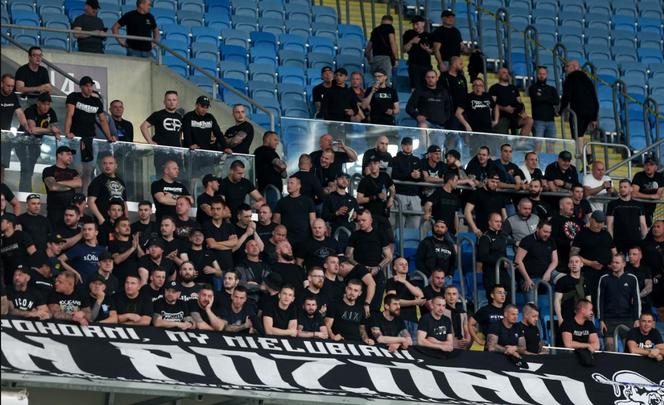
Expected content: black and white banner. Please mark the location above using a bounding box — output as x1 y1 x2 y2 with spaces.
1 318 662 404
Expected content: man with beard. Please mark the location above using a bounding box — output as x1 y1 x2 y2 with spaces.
464 173 508 237
297 219 340 270
625 312 663 360
502 198 539 246
255 205 277 242
415 220 456 276
7 266 50 320
416 295 453 352
59 220 107 286
262 285 299 337
232 204 263 264
370 294 411 351
203 198 238 274
297 296 328 338
465 146 506 187
527 179 551 220
514 220 559 303
234 239 270 301
561 298 600 352
631 157 664 225
262 225 287 265
190 284 225 331
423 172 461 236
389 137 422 229
322 173 359 235
218 270 240 310
477 213 511 301
114 274 153 325
486 304 526 359
356 157 395 242
108 217 139 285
196 174 220 225
157 216 187 263
443 286 471 349
139 268 166 302
55 206 82 250
419 145 446 202
180 228 221 286
153 281 194 330
299 267 327 315
642 220 663 320
550 197 581 270
312 150 341 194
131 200 156 249
554 255 591 326
386 258 424 339
98 200 125 246
177 261 201 302
518 303 547 354
271 241 305 296
338 258 377 318
220 286 256 334
325 280 374 344
47 271 91 325
626 246 653 311
361 136 393 175
137 238 177 286
422 269 446 316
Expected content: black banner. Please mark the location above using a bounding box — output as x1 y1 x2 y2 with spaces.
1 318 662 404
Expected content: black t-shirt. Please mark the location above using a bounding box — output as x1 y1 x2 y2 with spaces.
137 255 177 279
518 322 541 354
146 109 183 147
14 64 50 99
219 177 256 217
472 304 504 334
224 121 253 154
42 165 79 212
298 311 325 332
254 145 283 192
310 150 350 174
0 90 21 130
255 221 277 242
632 171 664 199
181 111 222 150
519 233 557 278
364 87 399 125
270 262 305 295
153 297 190 322
113 118 134 142
370 313 406 339
65 92 103 137
202 220 236 271
71 14 105 52
220 303 255 331
429 188 460 234
361 149 393 174
24 103 58 137
468 188 507 232
326 298 365 341
421 285 444 316
572 228 615 269
190 298 224 325
16 213 50 250
263 299 297 330
47 289 90 313
417 313 452 341
150 179 189 220
87 174 127 219
487 321 520 348
357 173 395 218
606 199 645 244
544 162 579 186
1 183 16 204
298 237 339 270
386 277 419 322
431 26 462 61
625 327 663 352
117 10 157 51
140 284 164 302
90 294 116 322
463 92 494 133
489 83 521 109
321 277 345 304
312 82 331 107
530 198 552 221
114 292 154 316
108 239 139 284
402 29 432 66
186 247 218 285
1 231 35 278
8 286 45 313
560 318 596 344
441 72 468 110
370 23 395 56
573 199 592 223
321 85 359 122
274 194 316 243
446 302 466 338
195 191 216 224
555 274 589 321
347 228 389 267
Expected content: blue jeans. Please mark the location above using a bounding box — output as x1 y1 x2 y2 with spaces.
126 48 151 58
533 120 557 138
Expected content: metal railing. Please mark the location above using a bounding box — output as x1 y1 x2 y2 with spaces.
611 79 629 146
456 234 478 307
583 142 632 178
0 23 276 132
551 43 567 95
613 324 631 350
533 279 555 347
606 137 664 176
523 25 538 90
643 97 661 160
494 257 516 305
494 7 511 71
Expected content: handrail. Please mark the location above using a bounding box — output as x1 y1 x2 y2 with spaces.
551 43 567 95
523 25 538 90
456 235 478 308
533 279 555 347
333 226 352 243
494 7 511 71
611 79 628 147
613 324 630 350
606 137 664 176
582 61 598 94
643 97 661 161
559 107 577 141
0 23 276 132
0 31 78 93
494 257 516 305
393 197 405 258
583 142 632 179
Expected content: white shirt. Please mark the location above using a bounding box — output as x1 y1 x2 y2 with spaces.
582 173 611 211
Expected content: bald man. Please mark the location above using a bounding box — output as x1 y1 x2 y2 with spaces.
297 218 340 270
362 135 393 175
559 60 599 158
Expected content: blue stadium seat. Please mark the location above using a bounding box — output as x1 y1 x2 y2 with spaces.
120 3 135 14
278 66 305 86
162 24 190 43
188 76 214 94
639 49 663 64
105 41 125 55
207 0 230 13
284 3 310 23
250 46 277 67
637 32 662 50
163 54 189 76
588 49 612 62
613 30 636 48
259 1 284 20
312 5 337 25
162 38 189 57
180 0 205 14
259 17 285 37
232 15 258 32
206 13 230 31
338 43 363 59
38 0 65 15
307 52 333 69
98 10 119 20
614 5 637 19
11 10 40 26
190 57 218 76
279 33 306 53
613 15 636 32
336 54 363 74
251 112 273 128
192 42 219 61
191 26 220 46
587 35 610 50
639 6 662 20
233 1 258 19
306 67 321 84
253 97 281 116
10 0 36 13
221 28 250 48
308 36 335 57
13 30 40 47
249 81 277 99
277 49 306 69
250 31 277 51
151 8 176 25
177 10 203 27
313 23 337 41
41 31 69 50
153 0 177 10
249 62 277 83
220 44 248 64
285 19 310 38
278 83 306 103
219 60 247 81
282 102 310 118
42 13 71 29
338 23 364 43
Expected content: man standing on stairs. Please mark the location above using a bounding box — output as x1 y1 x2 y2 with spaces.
431 10 471 73
440 56 468 131
406 70 452 129
366 15 399 85
313 67 334 119
402 15 433 91
489 68 533 136
559 60 599 161
112 0 159 58
529 66 559 153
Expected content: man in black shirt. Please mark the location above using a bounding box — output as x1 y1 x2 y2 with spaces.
443 285 470 348
456 78 498 134
297 218 339 270
222 104 254 154
18 92 53 190
150 160 191 221
137 238 177 285
439 56 467 131
321 173 359 236
486 304 525 358
48 271 91 325
297 296 328 338
309 133 358 173
115 274 153 325
313 67 334 118
545 150 579 193
87 154 127 224
131 200 156 247
626 246 653 310
431 10 469 72
325 279 374 344
7 266 50 320
16 194 51 250
518 303 546 354
489 68 533 136
529 66 559 153
560 298 600 352
366 15 398 84
402 15 433 90
422 269 446 316
406 70 452 128
631 157 664 225
416 295 453 351
514 220 559 303
181 95 223 150
141 90 182 148
42 146 82 225
321 68 361 122
196 174 219 225
606 179 647 253
109 100 134 142
14 47 52 97
220 286 256 334
496 143 526 190
254 131 287 194
571 184 592 225
0 74 31 176
112 0 159 57
361 69 399 125
423 171 461 235
357 157 395 221
361 136 392 175
2 214 37 288
477 213 511 301
390 137 422 229
625 312 663 360
528 179 552 220
219 160 265 217
190 284 225 330
468 284 506 348
203 198 237 274
183 228 221 285
554 255 591 325
520 152 545 184
274 176 316 249
386 257 424 338
72 0 105 53
370 294 411 351
415 220 456 276
153 280 194 329
262 285 298 336
559 60 599 158
88 273 117 323
465 174 508 236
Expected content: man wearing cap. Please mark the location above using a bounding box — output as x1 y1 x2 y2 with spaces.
254 131 287 195
48 270 91 325
361 69 399 125
1 214 37 286
87 154 128 224
42 145 82 225
114 274 153 325
138 237 176 285
390 137 422 229
88 273 118 323
112 0 159 58
72 0 106 54
402 15 433 91
181 95 223 150
464 173 508 237
419 144 446 201
7 265 50 320
357 157 396 235
313 67 334 118
632 157 664 226
366 15 399 85
406 70 452 129
544 151 579 193
432 10 471 72
153 280 195 329
361 135 393 175
59 220 107 285
321 173 359 236
17 193 51 250
606 179 648 254
423 172 461 236
415 219 456 276
94 250 120 295
321 68 361 122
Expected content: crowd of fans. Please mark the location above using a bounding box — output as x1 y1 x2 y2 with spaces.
1 8 663 364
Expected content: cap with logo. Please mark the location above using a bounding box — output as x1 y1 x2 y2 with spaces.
14 264 30 274
196 95 211 107
72 193 86 203
165 280 181 291
427 145 442 154
441 9 455 17
56 145 76 155
48 234 66 244
26 193 40 201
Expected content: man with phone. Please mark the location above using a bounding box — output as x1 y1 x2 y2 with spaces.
361 68 399 126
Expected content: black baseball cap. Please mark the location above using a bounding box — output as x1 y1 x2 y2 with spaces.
558 151 573 161
37 92 52 102
321 66 333 74
72 193 86 203
434 219 447 225
14 264 30 274
264 272 283 291
372 67 387 76
147 238 165 249
336 172 351 179
26 193 40 201
441 9 455 17
196 95 211 107
165 280 181 291
79 76 94 86
591 210 606 223
48 234 66 244
644 156 658 165
446 149 461 160
85 0 100 9
99 251 113 261
401 137 413 145
89 273 107 285
202 173 219 186
427 145 442 154
1 214 16 224
334 67 348 76
29 252 50 268
56 145 76 155
411 15 426 23
368 155 382 163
